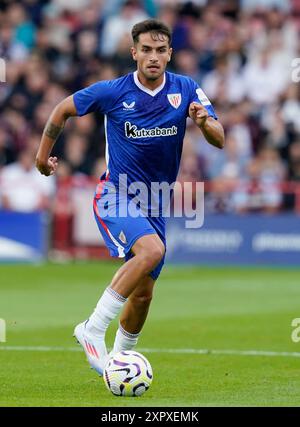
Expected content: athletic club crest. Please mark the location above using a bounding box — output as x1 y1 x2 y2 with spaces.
167 93 182 109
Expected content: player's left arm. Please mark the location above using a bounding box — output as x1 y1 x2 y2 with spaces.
189 102 225 149
36 95 78 176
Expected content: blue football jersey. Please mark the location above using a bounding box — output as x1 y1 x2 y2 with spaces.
73 71 217 204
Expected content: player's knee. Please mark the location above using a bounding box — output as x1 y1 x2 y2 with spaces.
131 293 153 308
133 235 165 272
150 243 165 264
141 244 165 272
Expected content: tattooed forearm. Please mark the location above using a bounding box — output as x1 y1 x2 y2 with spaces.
44 122 64 140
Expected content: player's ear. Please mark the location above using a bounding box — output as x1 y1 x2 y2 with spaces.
131 46 137 61
167 48 173 62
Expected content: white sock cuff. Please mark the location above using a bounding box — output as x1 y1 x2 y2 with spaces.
95 287 127 319
106 287 127 304
119 323 140 340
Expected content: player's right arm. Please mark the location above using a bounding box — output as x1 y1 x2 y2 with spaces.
36 95 77 176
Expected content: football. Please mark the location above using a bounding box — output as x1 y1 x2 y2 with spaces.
103 350 153 397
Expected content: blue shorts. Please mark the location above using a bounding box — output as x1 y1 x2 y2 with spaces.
93 177 166 280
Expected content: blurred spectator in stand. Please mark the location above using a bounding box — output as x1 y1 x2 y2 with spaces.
288 140 300 182
112 33 136 74
63 133 94 175
233 146 286 213
53 0 91 12
240 1 290 13
0 128 16 169
171 1 201 51
206 133 249 213
20 0 47 28
41 4 74 59
7 2 36 50
281 84 300 135
12 60 50 121
182 120 220 187
102 0 157 19
0 149 55 212
260 104 290 159
26 131 44 160
32 102 54 134
202 54 246 104
76 30 99 62
74 1 103 33
224 103 253 158
0 22 29 62
91 156 107 180
0 60 22 105
284 140 300 210
173 48 202 84
43 82 69 109
69 113 105 161
156 4 178 31
73 113 95 137
100 0 148 57
1 109 30 154
243 47 290 106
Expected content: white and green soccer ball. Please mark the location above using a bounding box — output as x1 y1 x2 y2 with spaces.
103 350 153 397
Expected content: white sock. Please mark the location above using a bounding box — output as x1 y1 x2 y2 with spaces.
86 287 127 339
112 323 140 354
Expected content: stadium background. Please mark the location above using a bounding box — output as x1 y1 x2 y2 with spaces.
0 0 300 262
1 0 300 407
0 0 300 261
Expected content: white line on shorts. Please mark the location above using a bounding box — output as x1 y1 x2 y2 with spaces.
0 345 300 358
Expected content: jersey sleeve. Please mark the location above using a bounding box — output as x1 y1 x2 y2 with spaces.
73 80 114 116
188 78 218 120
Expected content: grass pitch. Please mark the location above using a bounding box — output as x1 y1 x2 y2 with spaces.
0 262 300 407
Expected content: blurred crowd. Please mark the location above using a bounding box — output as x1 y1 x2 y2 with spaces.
0 0 300 214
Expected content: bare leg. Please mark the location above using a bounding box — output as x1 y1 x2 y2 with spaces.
119 275 155 334
110 234 164 298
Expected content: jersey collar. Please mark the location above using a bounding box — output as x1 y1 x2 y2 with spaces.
133 71 166 97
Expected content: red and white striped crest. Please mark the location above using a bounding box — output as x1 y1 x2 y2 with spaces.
167 93 182 109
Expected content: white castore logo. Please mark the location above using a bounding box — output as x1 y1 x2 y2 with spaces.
123 101 135 110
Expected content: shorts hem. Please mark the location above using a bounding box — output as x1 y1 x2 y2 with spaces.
107 230 159 260
125 229 158 258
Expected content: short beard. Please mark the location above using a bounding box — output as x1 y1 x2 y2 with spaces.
144 70 163 81
147 75 159 81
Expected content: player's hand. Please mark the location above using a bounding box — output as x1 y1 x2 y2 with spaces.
36 156 58 176
189 102 208 127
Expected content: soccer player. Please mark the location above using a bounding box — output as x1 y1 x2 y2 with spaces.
36 19 224 375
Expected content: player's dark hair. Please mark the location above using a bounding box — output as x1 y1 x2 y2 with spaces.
132 19 172 46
